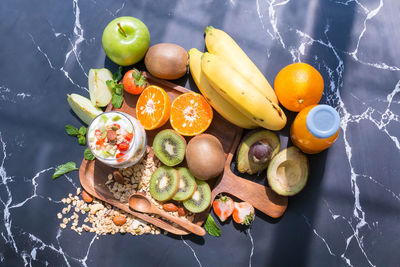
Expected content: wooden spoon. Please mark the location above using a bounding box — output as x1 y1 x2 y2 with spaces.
129 194 206 236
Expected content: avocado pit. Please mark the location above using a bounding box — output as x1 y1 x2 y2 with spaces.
249 140 273 164
237 130 280 175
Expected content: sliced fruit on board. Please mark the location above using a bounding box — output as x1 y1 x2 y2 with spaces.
149 166 180 202
201 52 286 131
267 146 309 196
67 93 102 125
88 68 113 107
136 85 171 130
237 130 280 175
172 167 197 201
170 92 213 136
274 63 324 112
183 179 211 213
188 48 257 129
153 129 186 167
204 26 278 105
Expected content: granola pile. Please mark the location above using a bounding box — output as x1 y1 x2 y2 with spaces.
56 149 193 236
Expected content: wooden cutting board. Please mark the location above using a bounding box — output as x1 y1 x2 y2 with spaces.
79 73 287 235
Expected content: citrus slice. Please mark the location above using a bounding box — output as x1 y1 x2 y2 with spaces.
274 63 324 112
170 92 213 136
136 85 171 130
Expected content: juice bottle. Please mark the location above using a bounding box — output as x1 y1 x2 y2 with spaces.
290 104 340 154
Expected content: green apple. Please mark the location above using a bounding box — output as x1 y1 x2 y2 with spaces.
102 16 150 66
67 94 102 125
89 68 113 107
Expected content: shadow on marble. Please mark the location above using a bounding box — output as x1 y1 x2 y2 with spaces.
169 232 205 246
262 1 357 266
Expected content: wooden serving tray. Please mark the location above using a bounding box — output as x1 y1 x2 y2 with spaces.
79 72 288 235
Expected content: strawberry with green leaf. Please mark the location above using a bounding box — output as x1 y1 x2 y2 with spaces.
123 68 148 95
213 195 234 222
232 202 255 226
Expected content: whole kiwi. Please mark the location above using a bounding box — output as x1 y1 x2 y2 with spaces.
186 134 225 180
144 43 188 80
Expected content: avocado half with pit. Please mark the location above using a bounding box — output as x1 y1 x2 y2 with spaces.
267 146 308 196
236 130 280 175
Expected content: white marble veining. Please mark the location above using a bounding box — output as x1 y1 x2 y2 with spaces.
255 0 399 266
247 228 254 267
181 236 203 267
0 131 99 266
0 0 399 265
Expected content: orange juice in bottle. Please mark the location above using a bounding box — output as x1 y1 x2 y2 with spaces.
290 104 340 154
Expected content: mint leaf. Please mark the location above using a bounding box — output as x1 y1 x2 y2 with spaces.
65 125 79 136
53 162 78 179
84 148 95 161
112 66 123 82
78 135 86 145
106 80 115 88
114 84 123 95
112 93 124 108
204 214 221 237
78 126 87 136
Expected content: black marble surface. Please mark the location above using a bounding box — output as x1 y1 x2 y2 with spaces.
1 0 399 266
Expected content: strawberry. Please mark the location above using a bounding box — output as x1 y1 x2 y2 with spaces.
232 202 255 226
212 195 234 222
123 69 148 95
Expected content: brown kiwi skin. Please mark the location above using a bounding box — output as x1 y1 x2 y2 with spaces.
186 134 225 181
144 43 188 80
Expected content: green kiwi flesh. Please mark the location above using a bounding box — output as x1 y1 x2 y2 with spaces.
153 129 186 166
172 167 197 201
183 179 211 213
149 166 180 201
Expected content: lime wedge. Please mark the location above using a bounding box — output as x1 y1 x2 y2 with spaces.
89 68 113 107
67 93 102 125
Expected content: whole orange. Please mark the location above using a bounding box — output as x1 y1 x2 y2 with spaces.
274 63 324 112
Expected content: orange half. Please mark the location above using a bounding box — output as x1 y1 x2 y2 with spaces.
136 85 171 130
170 92 213 136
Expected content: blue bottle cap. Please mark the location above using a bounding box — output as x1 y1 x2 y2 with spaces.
306 105 340 139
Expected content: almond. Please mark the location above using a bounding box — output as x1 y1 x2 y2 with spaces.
81 190 93 203
177 207 186 216
162 203 178 212
113 215 127 226
113 170 124 184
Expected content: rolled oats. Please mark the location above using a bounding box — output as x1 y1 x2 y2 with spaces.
55 153 196 237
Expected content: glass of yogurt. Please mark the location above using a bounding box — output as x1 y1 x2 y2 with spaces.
87 111 147 168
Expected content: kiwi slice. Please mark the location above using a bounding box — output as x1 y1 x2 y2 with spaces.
172 167 197 201
149 166 180 201
153 129 186 166
183 179 211 213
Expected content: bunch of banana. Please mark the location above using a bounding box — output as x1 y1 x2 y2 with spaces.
188 26 286 131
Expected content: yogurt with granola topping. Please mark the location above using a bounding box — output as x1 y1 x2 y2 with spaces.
87 111 146 168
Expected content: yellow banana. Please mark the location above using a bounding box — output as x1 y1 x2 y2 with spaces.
188 48 258 129
204 26 278 105
201 53 286 131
